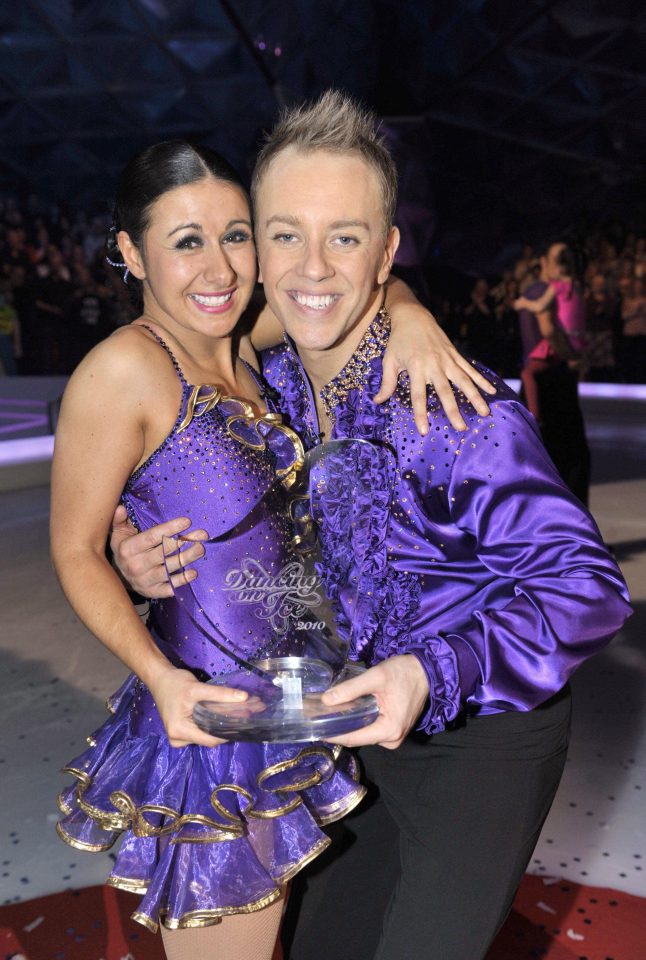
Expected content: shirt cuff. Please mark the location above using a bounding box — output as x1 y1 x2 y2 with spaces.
406 635 481 734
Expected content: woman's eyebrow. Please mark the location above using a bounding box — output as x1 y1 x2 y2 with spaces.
167 222 202 238
167 219 252 238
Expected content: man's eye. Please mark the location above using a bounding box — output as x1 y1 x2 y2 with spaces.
223 230 252 245
273 233 297 243
334 236 358 247
175 235 202 250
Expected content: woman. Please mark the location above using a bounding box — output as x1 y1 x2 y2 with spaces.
51 140 491 958
514 244 586 356
514 242 583 422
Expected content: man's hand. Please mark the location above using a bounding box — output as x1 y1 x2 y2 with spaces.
376 302 496 435
321 655 430 750
110 505 207 599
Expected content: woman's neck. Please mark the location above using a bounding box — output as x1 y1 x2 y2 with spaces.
136 313 240 389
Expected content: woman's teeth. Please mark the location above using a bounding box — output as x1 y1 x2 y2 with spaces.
191 292 233 306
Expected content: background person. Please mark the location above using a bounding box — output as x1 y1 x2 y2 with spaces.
516 241 591 504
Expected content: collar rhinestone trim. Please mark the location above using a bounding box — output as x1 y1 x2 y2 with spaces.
319 306 391 421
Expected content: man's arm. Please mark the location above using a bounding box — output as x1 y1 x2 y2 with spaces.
514 286 555 314
324 398 631 749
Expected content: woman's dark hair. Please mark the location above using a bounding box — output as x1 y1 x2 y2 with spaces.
105 140 247 291
555 244 577 281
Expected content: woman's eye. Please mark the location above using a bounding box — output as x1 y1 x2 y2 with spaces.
174 234 202 250
222 230 252 244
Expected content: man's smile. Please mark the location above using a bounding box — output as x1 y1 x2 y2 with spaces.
288 291 341 311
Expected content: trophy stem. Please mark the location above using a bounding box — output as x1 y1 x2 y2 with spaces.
279 674 304 710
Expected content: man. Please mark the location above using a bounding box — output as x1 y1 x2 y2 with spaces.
113 92 630 959
517 241 591 504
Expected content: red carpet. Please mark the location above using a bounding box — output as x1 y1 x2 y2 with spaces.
1 875 644 960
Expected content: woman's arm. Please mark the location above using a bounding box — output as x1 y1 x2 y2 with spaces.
247 296 284 352
378 278 496 434
514 285 555 314
248 278 496 435
50 335 243 747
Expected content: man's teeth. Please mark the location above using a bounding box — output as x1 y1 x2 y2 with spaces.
191 292 233 306
293 293 336 310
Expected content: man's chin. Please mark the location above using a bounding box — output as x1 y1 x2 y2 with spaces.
281 318 341 354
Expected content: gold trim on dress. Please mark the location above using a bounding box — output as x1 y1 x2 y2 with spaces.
177 385 222 433
246 796 303 819
56 820 116 853
175 383 305 489
256 745 335 793
159 887 282 930
62 765 91 787
316 784 367 826
107 874 150 895
210 783 303 822
273 837 331 885
131 911 163 934
57 791 75 816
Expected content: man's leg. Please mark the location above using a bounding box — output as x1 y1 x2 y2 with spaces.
367 686 572 960
284 776 401 960
536 363 591 506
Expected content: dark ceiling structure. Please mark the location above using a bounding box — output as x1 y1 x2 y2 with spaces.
1 0 645 272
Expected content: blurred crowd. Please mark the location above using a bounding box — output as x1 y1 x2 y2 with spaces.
0 194 645 385
437 225 646 384
0 196 134 377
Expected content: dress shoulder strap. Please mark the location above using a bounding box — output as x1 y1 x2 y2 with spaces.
139 324 188 387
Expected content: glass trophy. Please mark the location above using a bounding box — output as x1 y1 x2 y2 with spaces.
163 437 389 742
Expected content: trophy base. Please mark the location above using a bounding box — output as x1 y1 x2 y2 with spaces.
193 657 379 743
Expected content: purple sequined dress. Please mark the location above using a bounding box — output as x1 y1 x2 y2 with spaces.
56 330 364 932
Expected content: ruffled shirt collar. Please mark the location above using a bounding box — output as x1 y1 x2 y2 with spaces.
281 305 392 443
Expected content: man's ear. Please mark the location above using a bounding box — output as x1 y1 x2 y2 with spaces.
377 226 400 285
117 231 146 281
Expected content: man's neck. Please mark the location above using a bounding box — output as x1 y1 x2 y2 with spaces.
296 289 384 395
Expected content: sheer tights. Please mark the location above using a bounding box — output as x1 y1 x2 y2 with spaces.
160 893 284 960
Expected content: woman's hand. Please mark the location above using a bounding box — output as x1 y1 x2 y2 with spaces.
147 665 249 748
377 282 496 434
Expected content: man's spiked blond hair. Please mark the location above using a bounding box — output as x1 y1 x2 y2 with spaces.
251 89 398 235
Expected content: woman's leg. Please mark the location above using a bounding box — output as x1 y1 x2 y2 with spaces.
521 357 549 421
160 893 284 960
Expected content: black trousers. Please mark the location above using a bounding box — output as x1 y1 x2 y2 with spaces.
523 361 591 506
283 686 571 960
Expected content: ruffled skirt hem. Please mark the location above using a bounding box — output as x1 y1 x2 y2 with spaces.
56 674 365 931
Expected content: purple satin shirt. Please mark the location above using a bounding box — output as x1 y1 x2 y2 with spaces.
262 308 631 734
